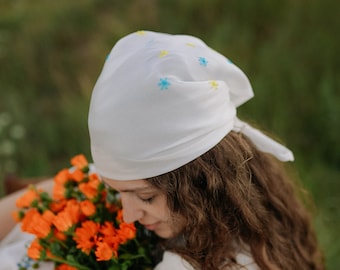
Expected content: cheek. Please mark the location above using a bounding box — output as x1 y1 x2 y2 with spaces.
159 214 186 239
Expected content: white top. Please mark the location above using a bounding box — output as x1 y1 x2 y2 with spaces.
155 250 259 270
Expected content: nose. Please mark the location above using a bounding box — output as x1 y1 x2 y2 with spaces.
120 193 144 223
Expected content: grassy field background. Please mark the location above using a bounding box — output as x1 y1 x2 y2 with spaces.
0 0 339 268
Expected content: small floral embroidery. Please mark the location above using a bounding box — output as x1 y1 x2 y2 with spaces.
158 78 171 90
199 57 208 66
159 50 169 57
136 30 146 36
186 42 195 47
17 254 39 270
209 80 219 90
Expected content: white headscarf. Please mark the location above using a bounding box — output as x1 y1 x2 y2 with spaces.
88 30 293 180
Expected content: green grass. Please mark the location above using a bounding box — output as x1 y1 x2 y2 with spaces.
0 0 338 268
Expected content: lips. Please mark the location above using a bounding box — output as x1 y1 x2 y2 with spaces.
143 222 160 231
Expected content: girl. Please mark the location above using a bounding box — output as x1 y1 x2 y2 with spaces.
88 31 324 269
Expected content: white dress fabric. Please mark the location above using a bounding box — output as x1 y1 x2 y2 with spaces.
0 224 53 270
155 250 259 270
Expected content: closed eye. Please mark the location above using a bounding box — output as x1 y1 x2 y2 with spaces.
139 195 155 204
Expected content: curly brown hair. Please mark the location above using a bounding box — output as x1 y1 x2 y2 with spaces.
147 131 324 270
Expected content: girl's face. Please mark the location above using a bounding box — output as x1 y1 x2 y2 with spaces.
102 177 185 239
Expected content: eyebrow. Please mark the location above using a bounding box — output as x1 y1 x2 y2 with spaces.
102 179 152 193
119 186 152 193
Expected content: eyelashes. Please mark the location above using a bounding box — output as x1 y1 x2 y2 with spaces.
140 196 156 204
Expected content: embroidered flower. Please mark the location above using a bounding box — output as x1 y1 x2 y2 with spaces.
158 78 171 90
159 50 169 57
209 80 219 90
136 30 146 36
186 42 195 47
199 57 208 66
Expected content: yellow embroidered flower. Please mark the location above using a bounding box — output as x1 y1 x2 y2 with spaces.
159 50 169 57
209 80 219 90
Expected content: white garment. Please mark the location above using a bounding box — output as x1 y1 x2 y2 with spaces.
89 30 293 181
0 224 53 270
155 250 259 270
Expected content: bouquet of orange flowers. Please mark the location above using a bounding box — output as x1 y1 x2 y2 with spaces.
13 154 156 270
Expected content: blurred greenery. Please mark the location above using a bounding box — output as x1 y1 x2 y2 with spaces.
0 0 339 268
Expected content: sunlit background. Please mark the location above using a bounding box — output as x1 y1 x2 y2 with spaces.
0 0 338 268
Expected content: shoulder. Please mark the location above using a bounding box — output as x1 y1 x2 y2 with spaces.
234 251 260 270
155 251 195 270
154 250 259 270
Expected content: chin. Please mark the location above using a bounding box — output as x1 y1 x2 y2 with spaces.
155 228 176 239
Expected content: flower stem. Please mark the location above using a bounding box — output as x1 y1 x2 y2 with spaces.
47 256 91 270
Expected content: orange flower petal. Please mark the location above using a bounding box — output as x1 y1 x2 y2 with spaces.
12 211 21 222
95 241 116 261
70 169 85 182
52 183 66 200
53 228 67 241
55 264 78 270
70 154 88 170
27 238 42 260
16 186 40 208
50 199 67 213
117 222 136 244
74 220 100 254
79 180 99 199
54 169 70 185
21 208 51 238
80 200 96 217
53 211 73 232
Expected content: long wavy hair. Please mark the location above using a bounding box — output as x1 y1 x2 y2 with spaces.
147 131 324 270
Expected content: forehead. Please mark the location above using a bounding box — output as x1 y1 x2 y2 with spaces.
101 177 152 192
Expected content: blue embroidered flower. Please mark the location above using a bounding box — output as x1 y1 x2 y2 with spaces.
199 57 208 66
158 78 171 90
17 255 38 270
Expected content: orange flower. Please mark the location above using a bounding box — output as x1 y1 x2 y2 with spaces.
50 199 67 213
70 154 88 170
42 210 55 223
116 209 124 223
98 222 120 253
53 200 80 232
95 241 117 261
65 199 81 224
55 264 78 270
54 168 70 185
106 201 119 213
69 168 85 182
21 208 51 238
100 221 116 237
80 200 96 217
12 211 21 222
53 183 66 200
53 228 67 241
27 238 43 260
117 222 136 244
16 186 40 208
53 211 73 232
79 177 100 199
74 220 100 254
